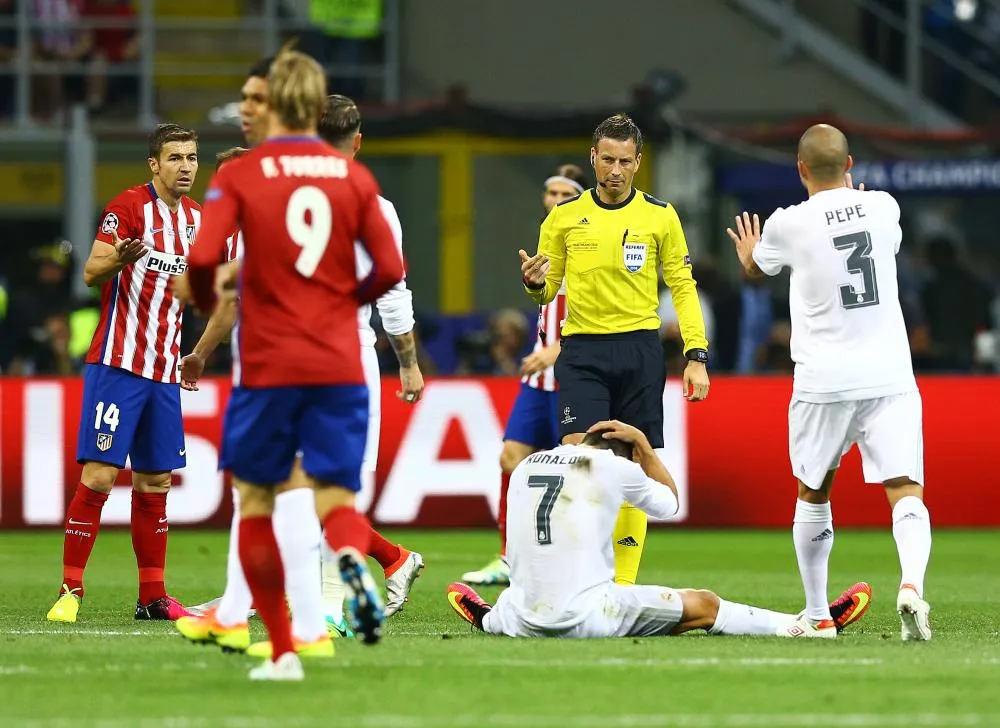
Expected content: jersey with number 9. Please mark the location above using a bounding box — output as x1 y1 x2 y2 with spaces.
188 137 404 388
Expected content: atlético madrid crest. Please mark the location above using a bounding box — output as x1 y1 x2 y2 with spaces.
186 224 196 241
96 433 113 452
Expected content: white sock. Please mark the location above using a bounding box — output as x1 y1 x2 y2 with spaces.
216 488 253 627
709 599 797 636
273 489 326 643
321 540 348 620
892 495 931 597
793 499 834 621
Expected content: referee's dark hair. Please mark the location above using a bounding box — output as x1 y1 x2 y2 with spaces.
318 94 362 147
593 113 643 154
582 428 635 461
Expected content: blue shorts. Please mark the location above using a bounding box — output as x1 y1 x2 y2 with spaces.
76 364 186 472
503 383 560 450
221 384 368 490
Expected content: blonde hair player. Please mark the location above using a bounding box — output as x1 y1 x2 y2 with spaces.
182 48 405 680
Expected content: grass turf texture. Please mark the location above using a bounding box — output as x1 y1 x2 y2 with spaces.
1 529 998 728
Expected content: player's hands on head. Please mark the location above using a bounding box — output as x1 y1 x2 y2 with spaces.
397 365 424 404
587 420 650 450
519 249 550 288
110 227 148 265
682 360 710 402
179 352 205 391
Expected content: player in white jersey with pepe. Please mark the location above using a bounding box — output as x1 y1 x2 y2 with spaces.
727 124 932 641
447 420 871 639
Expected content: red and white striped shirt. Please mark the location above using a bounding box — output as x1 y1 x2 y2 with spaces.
85 182 201 383
225 226 243 262
522 285 567 392
224 226 244 385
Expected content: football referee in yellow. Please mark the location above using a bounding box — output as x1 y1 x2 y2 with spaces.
519 114 710 585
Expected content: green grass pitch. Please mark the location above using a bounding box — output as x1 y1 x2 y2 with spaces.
1 529 998 727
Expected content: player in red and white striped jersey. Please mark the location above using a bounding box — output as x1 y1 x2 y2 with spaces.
462 165 585 587
521 285 568 392
47 124 201 625
85 185 200 382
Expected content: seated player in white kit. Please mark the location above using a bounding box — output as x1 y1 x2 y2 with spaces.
447 420 871 639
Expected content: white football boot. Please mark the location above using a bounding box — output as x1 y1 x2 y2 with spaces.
897 585 932 642
249 652 305 681
384 550 425 618
776 615 837 639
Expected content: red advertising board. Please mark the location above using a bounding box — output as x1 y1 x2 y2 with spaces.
0 376 997 529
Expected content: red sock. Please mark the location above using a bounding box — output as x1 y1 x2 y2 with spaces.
323 507 372 556
61 483 109 597
239 515 294 660
368 526 401 572
498 471 511 557
131 491 169 604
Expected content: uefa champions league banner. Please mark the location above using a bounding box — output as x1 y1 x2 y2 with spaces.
0 376 997 529
717 158 1000 195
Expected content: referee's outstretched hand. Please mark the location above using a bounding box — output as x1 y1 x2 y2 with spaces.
519 249 550 288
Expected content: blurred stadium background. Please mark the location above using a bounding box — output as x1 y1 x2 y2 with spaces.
1 0 999 530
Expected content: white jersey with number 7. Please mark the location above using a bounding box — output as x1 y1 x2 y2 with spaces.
504 445 678 631
752 187 916 402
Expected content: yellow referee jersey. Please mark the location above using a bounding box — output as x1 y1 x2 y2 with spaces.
525 188 708 352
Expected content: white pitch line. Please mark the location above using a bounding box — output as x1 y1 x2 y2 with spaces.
5 629 176 637
311 656 885 670
8 714 998 728
0 665 35 675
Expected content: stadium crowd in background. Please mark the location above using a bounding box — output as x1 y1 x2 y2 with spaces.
2 233 1000 376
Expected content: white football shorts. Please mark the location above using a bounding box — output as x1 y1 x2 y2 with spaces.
482 583 685 639
361 344 381 474
788 391 924 490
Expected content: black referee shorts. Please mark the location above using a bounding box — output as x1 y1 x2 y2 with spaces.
554 330 666 449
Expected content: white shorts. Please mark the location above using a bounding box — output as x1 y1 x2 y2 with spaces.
361 344 381 474
788 392 924 490
482 584 685 638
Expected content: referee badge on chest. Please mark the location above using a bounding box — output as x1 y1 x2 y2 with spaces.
622 229 650 273
623 243 646 273
622 237 647 273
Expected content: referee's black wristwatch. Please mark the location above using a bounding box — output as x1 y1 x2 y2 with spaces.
685 348 709 364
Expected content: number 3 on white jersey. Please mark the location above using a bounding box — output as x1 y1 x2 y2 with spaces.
286 185 332 278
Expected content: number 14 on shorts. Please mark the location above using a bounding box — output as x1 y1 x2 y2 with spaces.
95 401 121 432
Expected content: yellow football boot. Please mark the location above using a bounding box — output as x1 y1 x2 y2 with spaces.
46 585 82 623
